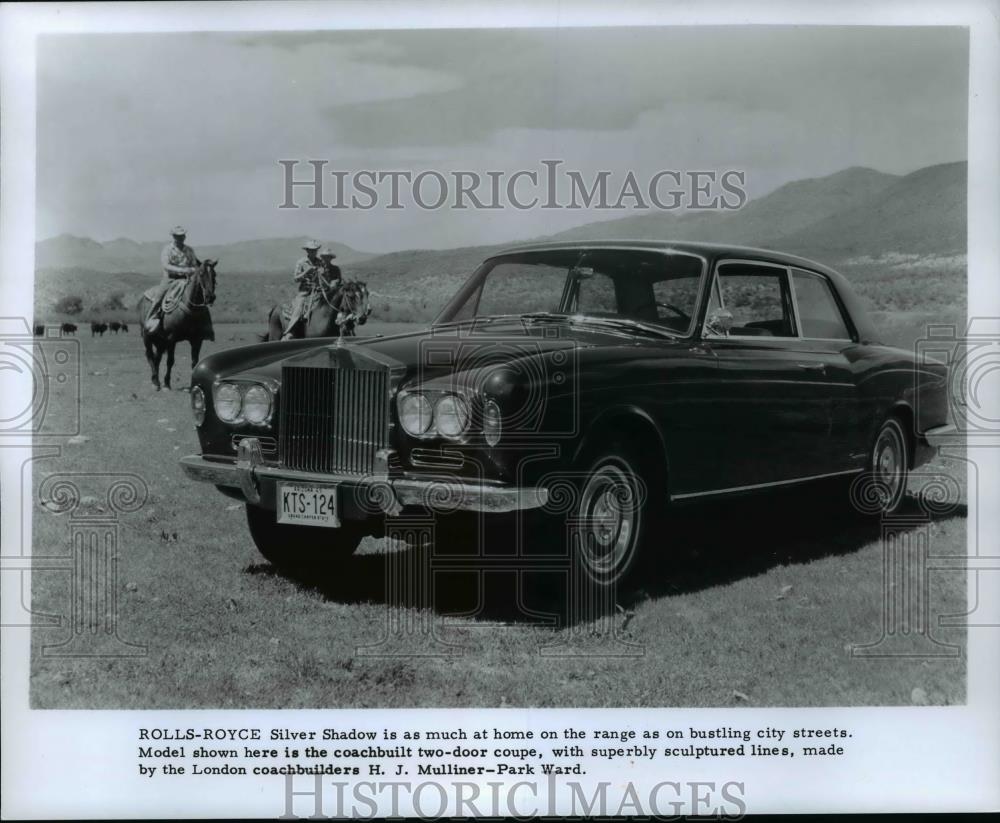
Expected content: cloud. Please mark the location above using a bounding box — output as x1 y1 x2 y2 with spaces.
35 26 967 250
317 26 968 147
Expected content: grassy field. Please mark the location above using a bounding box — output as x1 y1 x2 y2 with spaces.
30 318 967 708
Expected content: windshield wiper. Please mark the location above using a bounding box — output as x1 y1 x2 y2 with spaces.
520 312 569 321
566 314 681 339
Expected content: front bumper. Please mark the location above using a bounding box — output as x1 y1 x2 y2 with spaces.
179 438 549 516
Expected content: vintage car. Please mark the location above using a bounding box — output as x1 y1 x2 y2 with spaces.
180 241 955 591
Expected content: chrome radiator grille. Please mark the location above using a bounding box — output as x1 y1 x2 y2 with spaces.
279 365 389 475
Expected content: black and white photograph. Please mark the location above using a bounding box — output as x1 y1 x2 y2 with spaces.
2 1 998 818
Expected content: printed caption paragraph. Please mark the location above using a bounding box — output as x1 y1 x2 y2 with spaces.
136 723 852 779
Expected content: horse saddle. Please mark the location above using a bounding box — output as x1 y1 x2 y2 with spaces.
279 290 321 331
142 278 189 315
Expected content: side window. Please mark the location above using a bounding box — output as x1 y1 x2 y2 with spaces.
792 270 852 340
715 263 795 337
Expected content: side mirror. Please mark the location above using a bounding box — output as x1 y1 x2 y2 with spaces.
705 308 734 336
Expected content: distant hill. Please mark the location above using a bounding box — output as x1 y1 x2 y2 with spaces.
544 162 966 260
548 166 901 246
35 235 374 275
774 161 967 258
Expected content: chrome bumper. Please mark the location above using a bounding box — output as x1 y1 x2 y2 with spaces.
178 439 548 516
923 423 959 447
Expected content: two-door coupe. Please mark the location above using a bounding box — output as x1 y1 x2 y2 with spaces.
180 241 955 590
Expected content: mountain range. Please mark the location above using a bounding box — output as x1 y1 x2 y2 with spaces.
545 162 966 257
36 161 965 277
34 160 966 321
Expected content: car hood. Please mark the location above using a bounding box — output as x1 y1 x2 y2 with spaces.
228 317 685 386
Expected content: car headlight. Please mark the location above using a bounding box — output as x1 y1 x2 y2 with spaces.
483 399 502 446
214 382 243 423
399 393 432 436
242 385 272 424
435 394 470 438
190 385 206 426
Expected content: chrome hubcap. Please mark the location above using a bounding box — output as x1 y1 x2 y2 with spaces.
578 463 637 579
873 425 904 509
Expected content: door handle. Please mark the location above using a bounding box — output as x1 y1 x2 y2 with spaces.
796 362 826 372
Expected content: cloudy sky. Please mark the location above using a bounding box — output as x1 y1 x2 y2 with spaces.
36 26 967 252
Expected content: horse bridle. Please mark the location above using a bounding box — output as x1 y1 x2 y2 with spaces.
185 262 216 308
314 279 368 326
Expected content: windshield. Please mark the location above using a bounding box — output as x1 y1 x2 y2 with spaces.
435 248 706 336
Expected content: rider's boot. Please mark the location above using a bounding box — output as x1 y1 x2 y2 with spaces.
144 311 162 335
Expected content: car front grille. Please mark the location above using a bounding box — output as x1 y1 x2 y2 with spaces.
279 363 390 475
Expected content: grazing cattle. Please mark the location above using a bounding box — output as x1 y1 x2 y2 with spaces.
109 321 122 334
60 323 77 335
91 321 108 337
34 324 44 336
138 259 217 390
120 322 129 333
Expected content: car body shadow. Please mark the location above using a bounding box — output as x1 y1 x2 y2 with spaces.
244 479 966 629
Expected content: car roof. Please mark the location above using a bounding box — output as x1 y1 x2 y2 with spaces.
486 239 840 276
484 239 880 344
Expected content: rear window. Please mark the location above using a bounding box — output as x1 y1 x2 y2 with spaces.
792 270 852 340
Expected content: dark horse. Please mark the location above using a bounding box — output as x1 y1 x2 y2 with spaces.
138 259 217 390
263 279 372 341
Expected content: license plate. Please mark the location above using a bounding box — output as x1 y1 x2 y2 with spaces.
277 483 340 528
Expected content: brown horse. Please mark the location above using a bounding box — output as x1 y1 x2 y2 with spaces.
263 279 372 341
138 259 217 390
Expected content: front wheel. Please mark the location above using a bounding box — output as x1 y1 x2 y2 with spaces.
566 443 664 592
245 504 365 571
866 416 910 515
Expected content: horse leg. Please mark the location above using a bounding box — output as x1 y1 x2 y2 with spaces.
163 342 176 390
190 339 202 377
145 337 162 390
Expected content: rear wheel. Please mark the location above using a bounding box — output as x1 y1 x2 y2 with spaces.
245 504 365 571
866 416 910 515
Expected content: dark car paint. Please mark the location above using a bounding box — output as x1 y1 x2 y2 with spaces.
189 241 948 506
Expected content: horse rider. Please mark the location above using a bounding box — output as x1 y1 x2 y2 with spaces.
282 240 323 339
319 246 342 286
144 226 200 333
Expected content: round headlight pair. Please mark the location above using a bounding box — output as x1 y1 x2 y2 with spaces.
398 393 469 438
213 382 272 424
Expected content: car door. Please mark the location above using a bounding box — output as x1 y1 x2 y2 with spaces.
695 259 842 492
787 267 867 472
